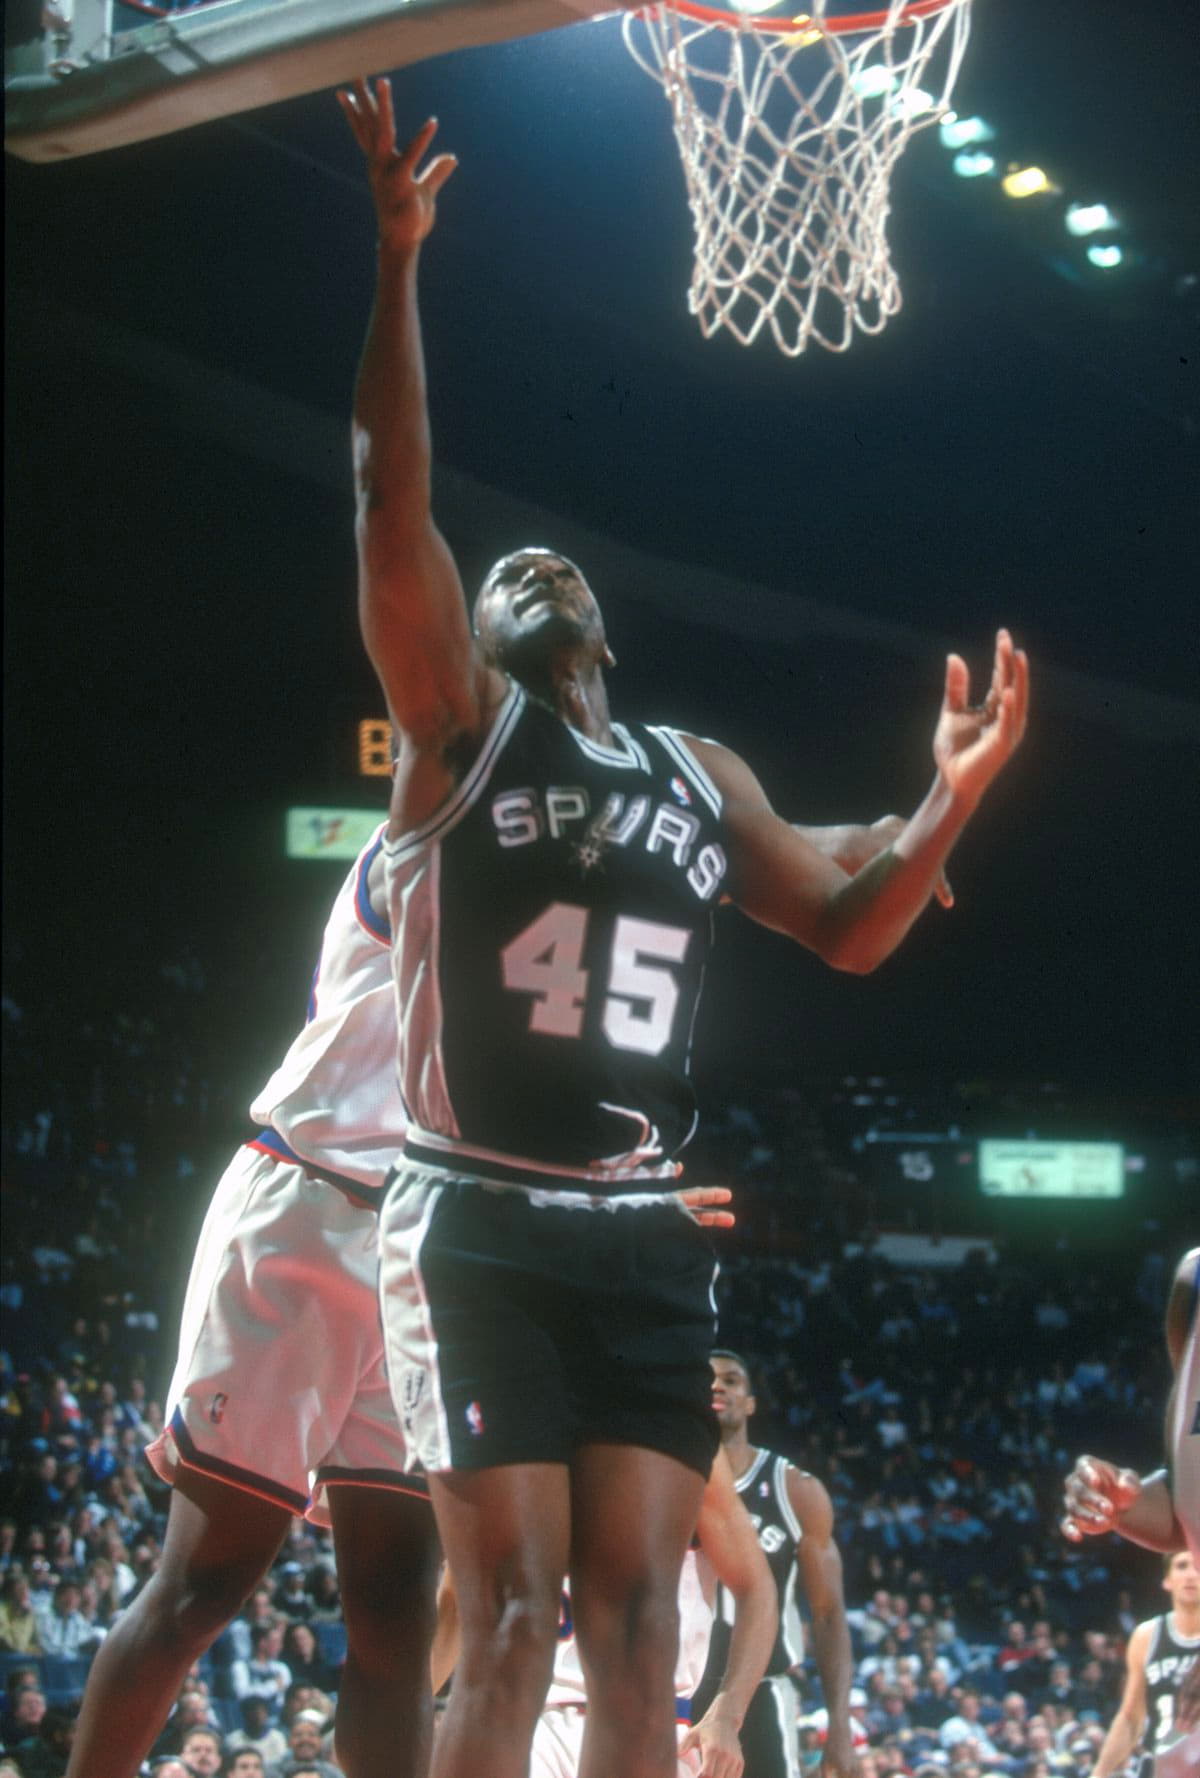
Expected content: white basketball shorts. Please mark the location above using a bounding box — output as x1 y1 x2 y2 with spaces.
146 1140 422 1524
531 1706 700 1778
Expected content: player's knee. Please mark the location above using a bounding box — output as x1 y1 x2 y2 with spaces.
142 1563 255 1649
577 1581 680 1693
461 1585 560 1689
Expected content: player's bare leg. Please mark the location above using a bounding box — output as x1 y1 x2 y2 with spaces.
65 1468 291 1778
570 1444 708 1778
329 1486 441 1778
428 1464 570 1778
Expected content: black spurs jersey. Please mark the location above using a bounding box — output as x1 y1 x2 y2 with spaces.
384 684 729 1186
705 1448 806 1684
1141 1612 1200 1778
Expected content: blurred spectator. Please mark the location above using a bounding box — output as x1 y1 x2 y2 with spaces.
177 1725 224 1776
280 1622 338 1693
35 1577 105 1658
230 1623 291 1719
223 1698 288 1770
268 1709 339 1778
0 1572 42 1652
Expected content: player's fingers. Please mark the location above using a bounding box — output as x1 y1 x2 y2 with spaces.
398 115 439 177
681 1186 733 1207
336 87 368 147
935 871 954 909
420 153 459 197
694 1210 736 1229
1013 647 1030 738
376 74 396 145
943 653 969 714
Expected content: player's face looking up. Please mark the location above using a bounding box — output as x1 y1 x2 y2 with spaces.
710 1355 754 1432
474 547 610 687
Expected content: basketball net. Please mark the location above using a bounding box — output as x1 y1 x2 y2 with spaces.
622 0 972 355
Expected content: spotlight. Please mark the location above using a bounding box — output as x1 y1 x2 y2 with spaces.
939 114 994 150
1065 202 1118 237
1001 166 1055 198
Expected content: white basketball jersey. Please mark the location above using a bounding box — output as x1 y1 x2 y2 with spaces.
544 1547 715 1708
1171 1251 1200 1566
250 825 406 1190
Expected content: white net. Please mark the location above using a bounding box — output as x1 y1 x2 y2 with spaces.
622 0 972 355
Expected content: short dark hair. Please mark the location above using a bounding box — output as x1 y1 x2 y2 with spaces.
711 1348 754 1392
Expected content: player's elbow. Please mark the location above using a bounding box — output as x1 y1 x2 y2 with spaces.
817 929 885 975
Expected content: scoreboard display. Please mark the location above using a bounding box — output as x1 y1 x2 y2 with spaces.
979 1139 1125 1199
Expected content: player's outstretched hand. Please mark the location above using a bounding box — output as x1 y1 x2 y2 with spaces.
1060 1455 1141 1542
676 1185 736 1230
338 77 457 252
933 628 1029 808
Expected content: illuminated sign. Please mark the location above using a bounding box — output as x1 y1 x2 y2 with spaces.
286 807 383 861
358 720 394 777
979 1139 1125 1199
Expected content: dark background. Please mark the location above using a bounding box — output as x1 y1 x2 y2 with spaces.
6 0 1199 1116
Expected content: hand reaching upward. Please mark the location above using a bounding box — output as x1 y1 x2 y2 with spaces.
933 628 1029 808
338 77 457 253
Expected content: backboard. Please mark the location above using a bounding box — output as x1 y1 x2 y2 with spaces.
5 0 615 163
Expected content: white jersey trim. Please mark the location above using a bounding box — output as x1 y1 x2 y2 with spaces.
647 726 724 821
567 721 651 773
383 683 525 864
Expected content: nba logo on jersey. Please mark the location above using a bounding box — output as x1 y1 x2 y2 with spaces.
209 1393 228 1424
669 775 692 806
466 1400 486 1437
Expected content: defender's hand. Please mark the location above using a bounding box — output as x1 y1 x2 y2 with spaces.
338 78 457 251
932 629 1029 809
680 1704 744 1778
1061 1456 1141 1541
676 1185 736 1229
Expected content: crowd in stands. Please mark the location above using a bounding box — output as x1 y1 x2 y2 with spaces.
2 920 1195 1776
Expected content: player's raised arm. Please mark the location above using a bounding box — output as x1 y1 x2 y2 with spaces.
688 630 1028 974
1090 1619 1150 1778
341 78 493 754
788 1471 859 1778
684 1448 777 1778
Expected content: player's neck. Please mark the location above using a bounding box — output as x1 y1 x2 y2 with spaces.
550 660 613 747
721 1427 757 1479
1170 1601 1200 1638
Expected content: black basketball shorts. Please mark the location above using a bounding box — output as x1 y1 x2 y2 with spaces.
378 1163 720 1479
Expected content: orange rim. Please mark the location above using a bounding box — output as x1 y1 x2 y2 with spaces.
648 0 961 37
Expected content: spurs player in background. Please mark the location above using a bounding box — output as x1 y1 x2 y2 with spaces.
433 1448 779 1778
702 1352 858 1778
341 75 1026 1778
1090 1550 1200 1778
1062 1247 1199 1565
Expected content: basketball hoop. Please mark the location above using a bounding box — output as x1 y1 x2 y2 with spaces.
622 0 972 355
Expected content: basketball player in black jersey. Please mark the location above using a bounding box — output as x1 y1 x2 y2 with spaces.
340 77 1028 1778
1091 1549 1200 1778
700 1352 859 1778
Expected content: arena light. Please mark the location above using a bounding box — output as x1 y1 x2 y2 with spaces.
851 64 897 100
939 113 994 150
1087 243 1124 269
1002 165 1054 199
892 86 936 119
1066 202 1119 237
953 150 996 179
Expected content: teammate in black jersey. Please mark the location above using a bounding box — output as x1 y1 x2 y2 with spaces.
701 1352 859 1778
1091 1550 1200 1778
340 77 1028 1778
